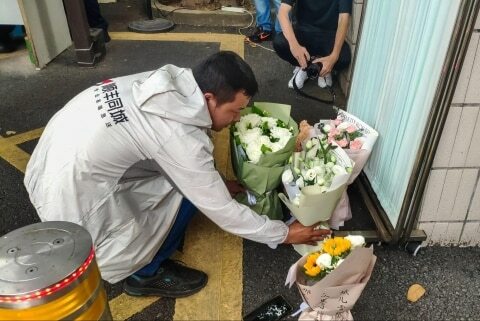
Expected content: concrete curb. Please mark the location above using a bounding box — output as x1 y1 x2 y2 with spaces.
152 3 254 27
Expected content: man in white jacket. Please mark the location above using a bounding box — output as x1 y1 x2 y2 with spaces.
24 51 330 297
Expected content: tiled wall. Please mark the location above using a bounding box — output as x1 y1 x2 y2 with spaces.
418 13 480 246
339 0 363 95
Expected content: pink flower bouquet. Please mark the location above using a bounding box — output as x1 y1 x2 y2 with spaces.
313 110 378 229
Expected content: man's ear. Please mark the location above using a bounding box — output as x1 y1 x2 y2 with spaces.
204 92 217 109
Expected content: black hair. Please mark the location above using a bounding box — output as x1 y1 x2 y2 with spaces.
193 51 258 104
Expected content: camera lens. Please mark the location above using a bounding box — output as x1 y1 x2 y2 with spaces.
306 63 320 79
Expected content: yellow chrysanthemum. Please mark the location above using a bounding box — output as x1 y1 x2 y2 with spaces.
303 252 322 277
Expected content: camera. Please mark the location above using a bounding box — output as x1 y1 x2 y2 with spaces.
304 57 323 79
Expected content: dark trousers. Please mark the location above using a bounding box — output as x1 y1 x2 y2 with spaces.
84 0 109 30
134 198 197 277
273 27 351 71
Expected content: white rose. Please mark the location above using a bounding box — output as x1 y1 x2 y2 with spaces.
337 122 351 132
282 169 294 184
316 253 333 269
345 235 365 249
322 124 331 133
305 169 317 182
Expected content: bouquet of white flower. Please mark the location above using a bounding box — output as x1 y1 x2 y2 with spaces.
313 110 378 229
285 235 376 321
231 102 298 219
278 135 354 229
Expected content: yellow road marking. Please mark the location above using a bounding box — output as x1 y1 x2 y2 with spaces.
174 215 243 320
0 128 44 173
109 32 245 58
109 294 159 320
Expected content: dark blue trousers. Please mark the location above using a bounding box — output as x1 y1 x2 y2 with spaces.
134 198 197 277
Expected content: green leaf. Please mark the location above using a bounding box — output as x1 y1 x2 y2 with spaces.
251 105 268 117
261 144 272 154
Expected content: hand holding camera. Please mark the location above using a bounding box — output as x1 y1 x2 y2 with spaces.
304 57 323 79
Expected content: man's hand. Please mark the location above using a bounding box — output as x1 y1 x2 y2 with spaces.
283 220 331 245
290 43 310 69
313 54 338 77
225 180 245 197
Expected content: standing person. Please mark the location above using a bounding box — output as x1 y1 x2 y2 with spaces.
247 0 282 43
84 0 111 42
273 0 352 89
24 51 330 297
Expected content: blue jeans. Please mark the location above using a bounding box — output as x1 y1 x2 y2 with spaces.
134 198 197 277
254 0 282 33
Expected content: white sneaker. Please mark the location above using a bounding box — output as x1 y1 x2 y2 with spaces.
288 68 308 89
318 73 333 88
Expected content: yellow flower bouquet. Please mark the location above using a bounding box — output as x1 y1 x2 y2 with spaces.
285 236 376 320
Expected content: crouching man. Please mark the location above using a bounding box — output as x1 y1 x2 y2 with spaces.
24 51 330 297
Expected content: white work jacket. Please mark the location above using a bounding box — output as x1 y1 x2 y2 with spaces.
24 65 288 283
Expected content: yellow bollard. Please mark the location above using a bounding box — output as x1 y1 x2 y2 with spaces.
0 221 112 320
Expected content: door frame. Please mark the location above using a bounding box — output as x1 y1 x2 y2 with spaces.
347 0 480 244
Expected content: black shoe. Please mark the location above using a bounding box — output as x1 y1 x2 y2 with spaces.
123 260 208 298
246 26 272 43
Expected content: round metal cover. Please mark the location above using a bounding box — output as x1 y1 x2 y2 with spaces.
128 19 175 33
0 221 92 296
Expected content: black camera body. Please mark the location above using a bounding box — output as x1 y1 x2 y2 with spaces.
304 57 323 79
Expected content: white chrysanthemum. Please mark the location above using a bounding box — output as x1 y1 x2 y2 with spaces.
261 117 278 128
245 141 262 164
240 113 262 128
240 128 262 146
271 142 284 153
258 135 272 148
270 127 292 147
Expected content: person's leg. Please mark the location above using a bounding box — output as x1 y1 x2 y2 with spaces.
123 198 208 297
247 0 274 42
273 29 309 88
272 32 298 66
253 0 272 31
134 198 197 277
272 0 282 33
83 0 110 42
